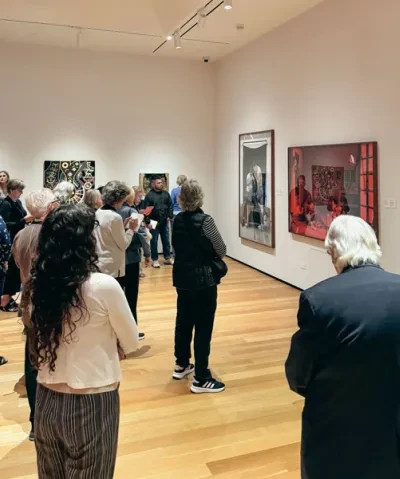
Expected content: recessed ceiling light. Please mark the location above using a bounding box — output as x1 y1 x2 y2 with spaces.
224 0 233 10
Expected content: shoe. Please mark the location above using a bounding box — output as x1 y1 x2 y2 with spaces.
0 356 8 366
152 261 161 268
29 430 35 441
190 378 225 394
164 258 174 265
173 364 194 380
0 302 19 313
139 332 145 341
139 272 146 278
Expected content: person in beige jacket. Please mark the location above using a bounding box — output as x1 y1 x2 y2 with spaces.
93 181 137 285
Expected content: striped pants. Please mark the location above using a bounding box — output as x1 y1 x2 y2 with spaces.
35 384 120 479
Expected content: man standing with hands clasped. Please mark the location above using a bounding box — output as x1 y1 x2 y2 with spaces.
144 177 173 268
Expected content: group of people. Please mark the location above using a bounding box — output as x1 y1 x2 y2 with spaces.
0 172 227 478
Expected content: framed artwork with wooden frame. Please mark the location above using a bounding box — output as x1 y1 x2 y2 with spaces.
239 129 275 248
288 141 379 241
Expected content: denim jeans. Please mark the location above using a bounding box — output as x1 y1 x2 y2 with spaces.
150 223 171 261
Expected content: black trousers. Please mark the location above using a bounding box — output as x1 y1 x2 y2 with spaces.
25 336 38 430
4 255 21 296
174 286 217 381
118 263 140 324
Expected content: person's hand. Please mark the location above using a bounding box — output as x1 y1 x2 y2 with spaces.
123 217 131 227
4 262 8 272
128 218 138 231
117 343 126 361
24 214 34 224
144 256 151 267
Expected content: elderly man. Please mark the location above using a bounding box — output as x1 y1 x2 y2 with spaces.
12 188 58 442
285 215 400 479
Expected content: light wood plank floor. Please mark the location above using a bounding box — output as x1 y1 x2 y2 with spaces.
0 258 302 478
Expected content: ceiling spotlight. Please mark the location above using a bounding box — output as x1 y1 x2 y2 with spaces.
166 35 173 41
198 9 207 28
224 0 233 10
174 31 182 49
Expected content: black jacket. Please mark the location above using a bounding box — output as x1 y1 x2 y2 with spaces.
285 265 400 479
172 210 216 290
0 196 27 242
144 189 173 226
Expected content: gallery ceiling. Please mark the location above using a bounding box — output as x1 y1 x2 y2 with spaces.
0 0 324 62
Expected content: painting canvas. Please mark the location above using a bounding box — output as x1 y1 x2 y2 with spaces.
43 161 95 202
139 173 169 195
288 142 378 241
239 130 275 248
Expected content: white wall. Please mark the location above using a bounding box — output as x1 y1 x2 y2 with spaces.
214 0 400 289
0 42 215 212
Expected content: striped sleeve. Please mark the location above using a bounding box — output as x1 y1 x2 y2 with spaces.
202 216 226 259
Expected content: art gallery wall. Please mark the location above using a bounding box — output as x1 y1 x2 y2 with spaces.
0 42 215 211
214 0 400 290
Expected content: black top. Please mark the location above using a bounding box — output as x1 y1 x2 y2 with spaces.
144 189 173 226
286 265 400 479
172 210 217 291
0 196 27 242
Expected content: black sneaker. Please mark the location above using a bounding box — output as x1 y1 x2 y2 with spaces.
139 332 145 341
172 364 194 380
191 378 225 394
29 429 35 442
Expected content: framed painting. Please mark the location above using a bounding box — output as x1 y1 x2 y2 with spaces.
288 142 379 241
239 130 275 248
139 173 169 195
43 161 95 202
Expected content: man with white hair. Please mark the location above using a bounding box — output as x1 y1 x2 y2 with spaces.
12 188 58 442
285 215 400 479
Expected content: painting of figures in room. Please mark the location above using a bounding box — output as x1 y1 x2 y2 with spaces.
43 160 95 202
239 130 275 248
288 142 378 241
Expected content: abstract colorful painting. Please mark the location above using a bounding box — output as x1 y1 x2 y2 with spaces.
43 161 95 202
139 173 169 195
288 142 378 241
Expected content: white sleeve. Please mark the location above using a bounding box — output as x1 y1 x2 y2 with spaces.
100 275 139 354
110 215 134 252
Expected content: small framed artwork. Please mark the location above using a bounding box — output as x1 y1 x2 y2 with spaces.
288 142 379 241
139 173 169 195
239 130 275 248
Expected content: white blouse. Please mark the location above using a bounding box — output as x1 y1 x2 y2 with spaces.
38 273 139 389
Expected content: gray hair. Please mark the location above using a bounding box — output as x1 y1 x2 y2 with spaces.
325 215 381 273
7 179 25 193
53 181 75 204
102 180 131 206
178 179 204 212
83 189 102 210
25 188 56 219
176 174 187 186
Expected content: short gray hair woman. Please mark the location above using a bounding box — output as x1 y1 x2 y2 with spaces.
93 181 137 283
53 181 75 205
25 188 58 220
83 189 103 210
172 179 226 393
325 215 381 274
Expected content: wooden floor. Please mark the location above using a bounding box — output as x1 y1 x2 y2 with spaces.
0 258 302 479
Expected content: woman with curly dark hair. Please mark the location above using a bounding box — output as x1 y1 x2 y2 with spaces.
25 204 139 478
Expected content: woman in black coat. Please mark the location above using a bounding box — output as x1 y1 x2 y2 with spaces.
286 215 400 479
0 179 33 311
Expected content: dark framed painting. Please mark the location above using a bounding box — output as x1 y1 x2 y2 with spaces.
43 161 95 202
288 142 379 241
239 130 275 248
139 173 169 195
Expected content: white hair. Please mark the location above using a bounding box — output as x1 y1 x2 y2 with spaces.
325 215 381 273
25 188 56 219
53 181 75 204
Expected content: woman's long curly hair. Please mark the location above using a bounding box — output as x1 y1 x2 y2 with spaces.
26 204 99 372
